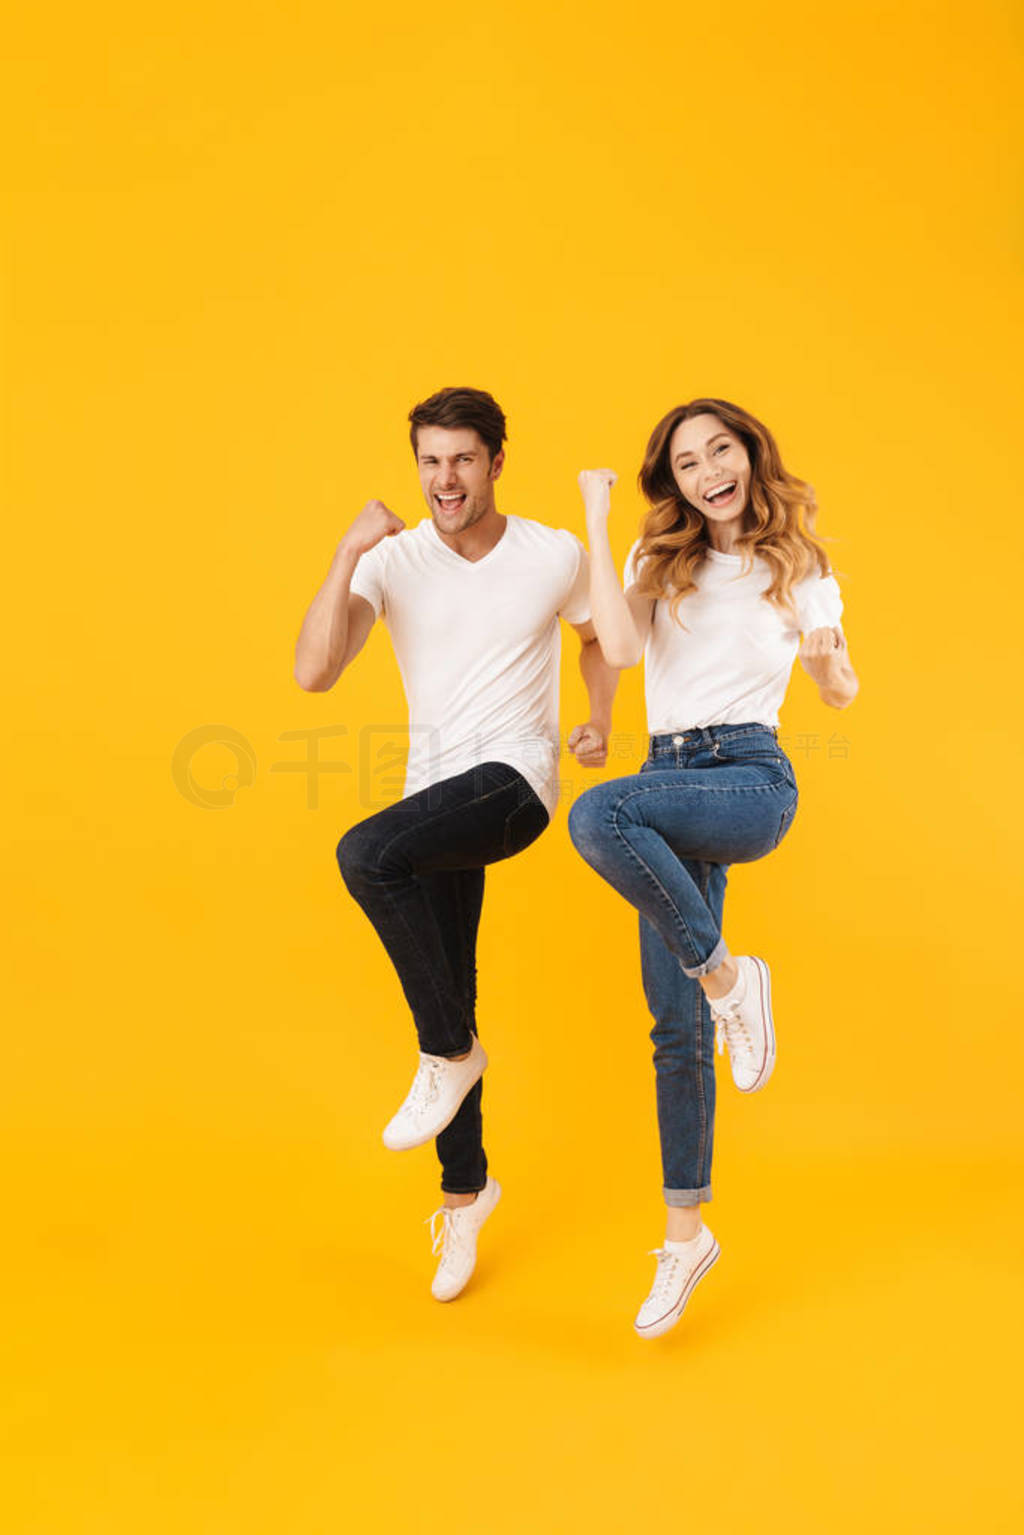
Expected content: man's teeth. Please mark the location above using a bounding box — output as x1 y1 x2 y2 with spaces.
705 482 736 503
437 493 464 504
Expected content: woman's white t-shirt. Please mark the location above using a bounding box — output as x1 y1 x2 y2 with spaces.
623 540 844 733
350 515 590 816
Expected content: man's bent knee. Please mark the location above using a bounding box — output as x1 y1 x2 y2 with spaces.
336 820 385 889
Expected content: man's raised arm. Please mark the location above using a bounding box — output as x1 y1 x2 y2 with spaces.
293 499 403 692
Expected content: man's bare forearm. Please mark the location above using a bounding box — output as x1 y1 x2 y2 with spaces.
580 636 619 732
294 542 360 692
294 500 404 692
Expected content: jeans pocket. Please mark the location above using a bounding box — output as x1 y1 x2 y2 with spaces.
715 742 784 766
502 795 549 857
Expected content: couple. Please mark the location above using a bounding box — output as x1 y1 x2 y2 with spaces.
294 386 858 1339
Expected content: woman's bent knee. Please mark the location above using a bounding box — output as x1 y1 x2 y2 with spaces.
568 785 617 859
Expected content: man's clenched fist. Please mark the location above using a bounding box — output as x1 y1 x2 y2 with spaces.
341 499 405 559
568 721 609 769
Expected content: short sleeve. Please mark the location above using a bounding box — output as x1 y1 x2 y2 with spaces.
348 540 387 620
794 571 843 635
558 534 591 625
623 538 644 589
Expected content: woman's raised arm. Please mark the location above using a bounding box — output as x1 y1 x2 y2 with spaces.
578 469 654 669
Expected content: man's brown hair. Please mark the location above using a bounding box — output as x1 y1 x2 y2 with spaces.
408 387 507 463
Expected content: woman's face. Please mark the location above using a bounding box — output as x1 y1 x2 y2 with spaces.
668 413 752 529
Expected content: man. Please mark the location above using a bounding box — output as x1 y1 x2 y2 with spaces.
294 386 617 1301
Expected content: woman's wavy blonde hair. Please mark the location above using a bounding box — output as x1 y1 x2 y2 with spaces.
635 398 831 622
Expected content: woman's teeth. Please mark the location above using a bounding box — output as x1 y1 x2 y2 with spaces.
705 482 737 505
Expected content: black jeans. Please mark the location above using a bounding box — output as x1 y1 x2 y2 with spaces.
336 761 550 1193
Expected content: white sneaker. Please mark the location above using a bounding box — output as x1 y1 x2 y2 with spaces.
709 954 776 1092
634 1225 720 1339
382 1036 488 1150
426 1176 502 1301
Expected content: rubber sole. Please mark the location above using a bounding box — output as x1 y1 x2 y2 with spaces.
738 955 776 1093
634 1239 721 1339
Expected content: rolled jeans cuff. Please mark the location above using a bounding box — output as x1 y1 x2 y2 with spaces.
679 935 729 979
664 1185 712 1208
435 1032 475 1060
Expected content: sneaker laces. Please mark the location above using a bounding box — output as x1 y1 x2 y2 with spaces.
646 1247 683 1303
425 1206 465 1262
406 1055 444 1114
426 1206 454 1257
714 1005 754 1063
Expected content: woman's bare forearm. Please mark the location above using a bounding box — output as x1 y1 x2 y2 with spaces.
588 524 645 667
800 626 860 711
818 659 859 709
577 470 647 668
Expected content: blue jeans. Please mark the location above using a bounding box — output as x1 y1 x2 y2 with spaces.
336 761 549 1194
568 723 798 1205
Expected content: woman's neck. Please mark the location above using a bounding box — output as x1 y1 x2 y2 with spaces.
706 520 744 554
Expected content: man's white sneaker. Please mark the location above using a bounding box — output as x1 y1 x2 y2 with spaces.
427 1176 502 1302
382 1036 488 1150
634 1224 720 1339
709 954 776 1092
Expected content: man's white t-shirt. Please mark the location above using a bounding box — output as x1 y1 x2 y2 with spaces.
350 515 591 817
624 540 844 733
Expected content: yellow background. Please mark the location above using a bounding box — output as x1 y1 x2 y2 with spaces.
4 1 1023 1529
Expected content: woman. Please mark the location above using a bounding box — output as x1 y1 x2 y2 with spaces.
569 398 858 1339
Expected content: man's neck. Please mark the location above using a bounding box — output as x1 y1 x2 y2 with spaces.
434 506 507 563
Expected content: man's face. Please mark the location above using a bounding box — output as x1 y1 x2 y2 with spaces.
415 426 504 534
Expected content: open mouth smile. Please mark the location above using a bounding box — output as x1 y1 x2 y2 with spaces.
703 481 738 508
435 492 467 514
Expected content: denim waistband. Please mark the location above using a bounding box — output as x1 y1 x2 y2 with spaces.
647 721 779 756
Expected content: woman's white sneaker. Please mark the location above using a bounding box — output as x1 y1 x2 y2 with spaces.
381 1036 488 1150
634 1225 720 1339
427 1177 502 1301
709 954 776 1092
